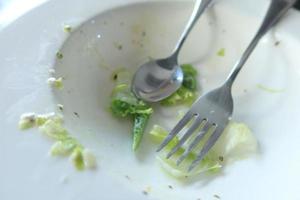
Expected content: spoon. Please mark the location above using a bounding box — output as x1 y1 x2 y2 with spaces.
132 0 213 102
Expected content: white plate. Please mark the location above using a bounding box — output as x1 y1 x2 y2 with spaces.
1 0 300 199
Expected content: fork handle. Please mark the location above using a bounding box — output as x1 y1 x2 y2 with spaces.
225 0 296 87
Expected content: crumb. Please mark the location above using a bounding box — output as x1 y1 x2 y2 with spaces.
142 31 146 37
222 29 226 33
214 194 221 199
142 186 152 195
113 74 118 80
120 22 124 26
114 42 123 50
243 89 248 93
197 198 201 200
217 48 225 57
185 176 188 179
168 185 173 189
56 51 63 59
47 77 63 89
103 21 107 25
275 41 280 46
63 25 72 33
218 156 224 162
125 175 131 180
74 112 80 118
57 104 64 111
117 45 123 50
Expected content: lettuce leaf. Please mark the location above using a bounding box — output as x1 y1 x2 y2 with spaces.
181 64 198 90
19 113 96 170
160 64 198 106
110 70 153 151
213 122 258 162
149 122 257 178
132 114 149 151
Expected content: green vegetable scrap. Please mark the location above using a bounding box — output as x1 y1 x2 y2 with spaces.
18 113 37 130
63 25 72 33
149 125 221 178
217 48 225 57
132 114 149 151
149 122 257 178
256 84 284 94
47 77 63 89
70 147 85 171
110 71 153 151
160 64 198 106
56 51 63 59
110 64 199 151
18 113 96 170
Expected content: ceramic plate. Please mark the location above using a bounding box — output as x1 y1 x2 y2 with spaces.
1 0 300 199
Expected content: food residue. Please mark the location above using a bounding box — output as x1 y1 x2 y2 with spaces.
18 112 96 170
113 42 123 50
56 51 63 59
74 112 80 117
142 186 152 196
63 25 72 33
256 84 284 93
217 48 225 57
47 77 63 89
218 156 224 162
57 104 64 111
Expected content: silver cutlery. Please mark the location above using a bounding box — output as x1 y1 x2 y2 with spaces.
157 0 297 171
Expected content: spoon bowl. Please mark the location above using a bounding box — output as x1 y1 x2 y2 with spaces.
132 57 183 102
131 0 213 102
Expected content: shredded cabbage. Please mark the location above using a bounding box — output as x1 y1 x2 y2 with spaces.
213 122 258 162
18 113 36 130
47 77 63 89
50 139 77 156
149 122 257 178
217 48 225 57
256 84 284 94
70 147 85 170
110 69 153 151
83 149 97 169
160 64 198 106
110 64 199 150
19 113 96 170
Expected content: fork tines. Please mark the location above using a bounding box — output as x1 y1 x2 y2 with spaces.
156 111 219 172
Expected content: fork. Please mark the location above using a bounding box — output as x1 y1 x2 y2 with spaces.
157 0 296 172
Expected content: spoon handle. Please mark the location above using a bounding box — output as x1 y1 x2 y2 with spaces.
172 0 213 59
225 0 296 87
